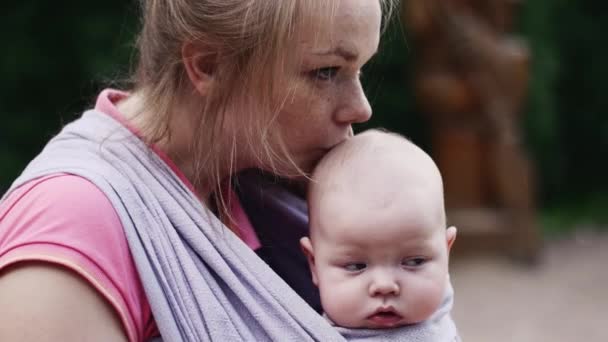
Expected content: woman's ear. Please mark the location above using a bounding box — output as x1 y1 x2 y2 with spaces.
182 41 217 96
299 237 319 286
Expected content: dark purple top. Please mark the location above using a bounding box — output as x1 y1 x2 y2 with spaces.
235 169 322 313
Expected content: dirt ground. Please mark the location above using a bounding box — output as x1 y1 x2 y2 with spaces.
450 230 608 342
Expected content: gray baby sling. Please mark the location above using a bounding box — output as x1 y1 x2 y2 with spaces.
5 110 459 341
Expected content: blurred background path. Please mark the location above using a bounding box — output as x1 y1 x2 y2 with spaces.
451 230 608 342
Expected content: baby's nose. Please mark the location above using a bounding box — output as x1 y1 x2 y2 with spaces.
368 274 400 297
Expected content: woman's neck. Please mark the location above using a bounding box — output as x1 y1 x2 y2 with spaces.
116 91 226 198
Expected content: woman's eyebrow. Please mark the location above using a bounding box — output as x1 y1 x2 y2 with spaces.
314 46 359 61
313 46 379 62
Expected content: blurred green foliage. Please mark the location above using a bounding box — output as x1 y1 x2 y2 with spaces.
521 0 608 225
1 1 606 227
1 1 136 192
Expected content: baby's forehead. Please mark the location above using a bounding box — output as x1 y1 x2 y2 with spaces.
315 191 441 233
316 216 443 253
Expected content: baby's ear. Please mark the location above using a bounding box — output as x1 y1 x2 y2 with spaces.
299 237 318 286
446 226 457 252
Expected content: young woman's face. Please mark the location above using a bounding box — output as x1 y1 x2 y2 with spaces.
277 0 382 173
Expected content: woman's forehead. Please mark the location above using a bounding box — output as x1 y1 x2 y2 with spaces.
295 0 381 59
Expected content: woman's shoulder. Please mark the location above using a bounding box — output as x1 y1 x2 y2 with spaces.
0 262 129 341
0 173 157 342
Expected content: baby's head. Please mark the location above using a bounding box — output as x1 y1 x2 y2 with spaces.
301 130 456 329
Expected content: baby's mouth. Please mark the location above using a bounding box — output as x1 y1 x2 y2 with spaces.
367 308 404 328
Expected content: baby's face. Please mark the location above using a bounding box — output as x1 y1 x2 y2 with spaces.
303 190 455 329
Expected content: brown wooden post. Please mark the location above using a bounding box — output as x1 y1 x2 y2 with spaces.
403 0 541 261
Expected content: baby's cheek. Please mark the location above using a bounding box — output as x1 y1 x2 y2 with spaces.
407 278 446 323
319 279 353 308
318 276 363 326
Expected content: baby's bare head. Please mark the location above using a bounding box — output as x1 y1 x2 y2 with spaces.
303 129 455 328
308 129 446 241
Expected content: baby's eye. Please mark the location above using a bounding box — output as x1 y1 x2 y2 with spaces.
311 66 340 81
402 257 426 268
344 262 367 272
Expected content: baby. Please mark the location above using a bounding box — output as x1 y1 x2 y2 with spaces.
300 129 457 329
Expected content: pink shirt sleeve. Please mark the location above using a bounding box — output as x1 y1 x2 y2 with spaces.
0 174 158 342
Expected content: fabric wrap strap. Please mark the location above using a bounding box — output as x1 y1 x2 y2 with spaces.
5 110 458 341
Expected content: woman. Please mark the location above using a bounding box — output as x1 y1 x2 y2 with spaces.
0 1 454 341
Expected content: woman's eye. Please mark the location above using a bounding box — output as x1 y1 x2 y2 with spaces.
311 66 339 81
344 262 367 272
402 257 426 268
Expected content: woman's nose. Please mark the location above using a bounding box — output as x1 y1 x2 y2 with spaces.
334 80 372 125
368 273 400 297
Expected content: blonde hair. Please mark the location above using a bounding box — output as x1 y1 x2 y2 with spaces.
131 0 397 224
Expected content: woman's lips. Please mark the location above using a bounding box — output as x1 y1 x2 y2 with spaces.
367 309 404 328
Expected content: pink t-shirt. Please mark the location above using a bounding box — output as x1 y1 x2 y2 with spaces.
0 89 261 341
